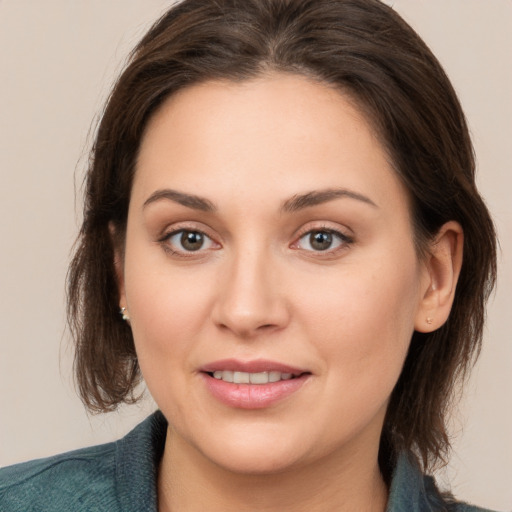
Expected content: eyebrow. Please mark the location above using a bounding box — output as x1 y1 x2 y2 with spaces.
281 188 378 213
143 189 217 212
142 186 377 213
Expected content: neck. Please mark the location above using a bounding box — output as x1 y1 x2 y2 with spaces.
158 429 388 512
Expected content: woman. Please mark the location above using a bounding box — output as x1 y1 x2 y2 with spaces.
0 0 499 510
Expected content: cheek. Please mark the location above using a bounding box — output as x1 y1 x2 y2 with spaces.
122 236 214 375
126 270 211 421
128 274 208 356
296 257 420 392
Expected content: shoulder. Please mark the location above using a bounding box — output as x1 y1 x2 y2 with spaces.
0 411 167 512
422 474 497 512
388 452 498 512
0 441 118 512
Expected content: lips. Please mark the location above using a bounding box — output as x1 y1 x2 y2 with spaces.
201 358 306 374
200 359 311 409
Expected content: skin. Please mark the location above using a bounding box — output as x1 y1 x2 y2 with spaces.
115 73 463 511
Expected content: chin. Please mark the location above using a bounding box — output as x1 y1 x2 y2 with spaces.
194 427 311 475
208 446 303 476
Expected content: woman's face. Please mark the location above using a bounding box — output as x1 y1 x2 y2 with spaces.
119 74 431 473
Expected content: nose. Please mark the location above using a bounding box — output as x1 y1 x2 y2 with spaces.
211 247 290 339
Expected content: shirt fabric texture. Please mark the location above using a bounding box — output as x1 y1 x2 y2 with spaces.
0 411 496 512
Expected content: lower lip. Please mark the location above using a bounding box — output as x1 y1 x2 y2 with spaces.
201 373 310 409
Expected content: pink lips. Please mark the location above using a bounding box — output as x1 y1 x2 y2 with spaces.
200 358 311 409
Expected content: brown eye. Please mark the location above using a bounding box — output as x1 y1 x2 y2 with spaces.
165 229 216 254
181 231 204 251
295 229 352 253
309 231 333 251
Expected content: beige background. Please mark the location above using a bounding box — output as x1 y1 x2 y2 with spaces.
0 1 510 510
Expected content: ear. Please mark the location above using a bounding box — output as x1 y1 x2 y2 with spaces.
415 221 464 333
109 222 127 309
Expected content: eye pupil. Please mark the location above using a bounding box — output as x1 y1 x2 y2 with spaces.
181 231 204 251
310 231 332 251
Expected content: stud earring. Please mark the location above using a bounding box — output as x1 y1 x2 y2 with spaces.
426 317 433 325
120 307 130 321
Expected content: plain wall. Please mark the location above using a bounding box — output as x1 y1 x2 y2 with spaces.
0 1 510 510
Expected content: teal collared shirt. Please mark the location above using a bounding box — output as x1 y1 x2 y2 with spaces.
0 411 496 511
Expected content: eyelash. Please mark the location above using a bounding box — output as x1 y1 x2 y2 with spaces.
158 225 354 258
158 225 218 258
293 226 354 256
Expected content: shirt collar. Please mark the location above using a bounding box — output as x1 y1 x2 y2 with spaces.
386 451 442 511
115 410 167 512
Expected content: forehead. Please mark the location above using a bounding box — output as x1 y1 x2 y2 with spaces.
133 73 408 214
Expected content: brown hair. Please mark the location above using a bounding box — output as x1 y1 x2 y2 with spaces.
67 0 497 473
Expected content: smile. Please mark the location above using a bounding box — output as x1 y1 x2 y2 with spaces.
200 359 311 409
211 370 295 384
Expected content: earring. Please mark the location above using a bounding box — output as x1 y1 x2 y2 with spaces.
426 317 433 325
120 307 130 321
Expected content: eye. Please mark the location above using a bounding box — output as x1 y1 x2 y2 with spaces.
295 229 351 252
164 230 216 253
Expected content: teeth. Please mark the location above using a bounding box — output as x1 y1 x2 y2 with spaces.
250 372 269 384
215 370 233 382
269 371 281 383
212 370 295 384
234 371 250 384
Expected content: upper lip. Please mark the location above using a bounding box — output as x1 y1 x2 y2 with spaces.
200 358 308 376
